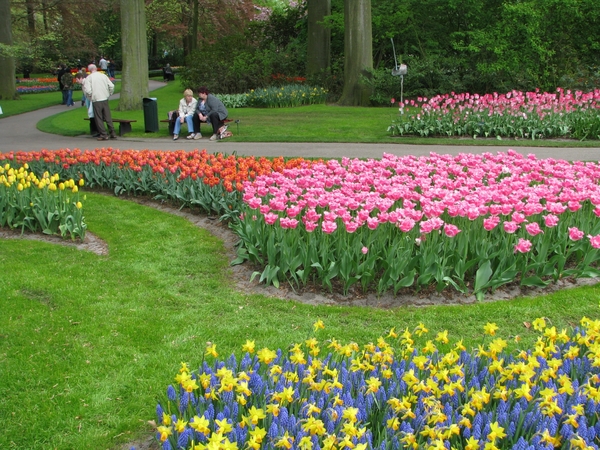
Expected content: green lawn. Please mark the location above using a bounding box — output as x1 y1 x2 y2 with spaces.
30 81 600 147
1 82 122 118
1 192 599 449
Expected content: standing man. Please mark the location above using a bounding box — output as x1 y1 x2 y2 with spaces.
99 56 108 72
83 64 117 141
57 63 67 105
60 67 75 107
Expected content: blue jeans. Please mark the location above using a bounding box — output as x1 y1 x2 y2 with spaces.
62 90 68 105
173 115 194 135
65 90 74 106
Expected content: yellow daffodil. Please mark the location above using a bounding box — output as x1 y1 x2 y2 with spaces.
484 322 499 336
257 347 277 364
242 340 255 353
205 342 218 358
313 319 325 331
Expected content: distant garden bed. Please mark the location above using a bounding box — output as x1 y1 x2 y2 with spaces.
389 88 600 141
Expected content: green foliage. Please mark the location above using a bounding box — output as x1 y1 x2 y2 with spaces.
215 93 249 109
246 84 328 108
179 1 307 93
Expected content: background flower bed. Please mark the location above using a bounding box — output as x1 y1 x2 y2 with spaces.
155 318 600 450
16 77 84 94
3 149 600 300
389 88 600 141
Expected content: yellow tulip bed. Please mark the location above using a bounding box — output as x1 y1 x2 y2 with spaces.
0 163 86 239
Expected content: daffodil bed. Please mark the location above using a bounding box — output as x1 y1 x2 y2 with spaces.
155 319 600 450
2 148 600 300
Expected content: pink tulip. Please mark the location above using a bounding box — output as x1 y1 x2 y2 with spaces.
344 220 359 233
503 221 519 234
247 197 262 209
321 221 337 234
569 227 584 241
483 216 500 231
444 224 461 237
525 222 543 236
514 238 532 253
511 212 526 224
543 214 559 227
362 246 369 254
279 218 298 229
367 217 379 230
398 218 416 232
588 235 600 249
264 212 279 225
304 220 318 232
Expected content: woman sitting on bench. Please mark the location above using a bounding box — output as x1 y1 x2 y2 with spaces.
173 89 199 140
196 86 229 141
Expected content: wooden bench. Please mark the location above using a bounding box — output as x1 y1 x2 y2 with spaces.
160 117 234 135
84 118 137 136
159 118 234 124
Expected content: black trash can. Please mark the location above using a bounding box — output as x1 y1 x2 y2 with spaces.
142 97 159 132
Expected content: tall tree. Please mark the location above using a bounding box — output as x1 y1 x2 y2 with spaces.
0 0 17 100
338 0 372 106
306 0 330 77
117 0 148 111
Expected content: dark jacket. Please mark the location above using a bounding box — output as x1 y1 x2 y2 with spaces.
61 71 74 90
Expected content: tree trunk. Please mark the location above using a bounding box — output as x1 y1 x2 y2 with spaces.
338 0 373 106
117 0 149 111
190 0 199 53
25 0 36 37
0 0 17 100
306 0 330 78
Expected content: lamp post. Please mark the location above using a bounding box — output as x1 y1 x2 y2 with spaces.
390 38 407 113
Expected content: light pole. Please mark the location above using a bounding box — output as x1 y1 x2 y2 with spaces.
390 38 407 113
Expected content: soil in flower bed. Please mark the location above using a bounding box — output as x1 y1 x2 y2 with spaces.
2 195 597 309
0 227 108 255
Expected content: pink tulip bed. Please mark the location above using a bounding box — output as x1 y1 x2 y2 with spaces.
234 150 600 299
4 148 600 300
388 88 600 140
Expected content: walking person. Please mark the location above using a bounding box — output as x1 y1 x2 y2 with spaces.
99 56 108 72
60 67 75 107
196 86 228 141
82 64 117 141
107 60 116 78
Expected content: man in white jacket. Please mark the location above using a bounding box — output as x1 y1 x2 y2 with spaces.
83 64 117 141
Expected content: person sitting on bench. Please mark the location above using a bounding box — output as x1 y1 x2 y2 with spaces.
196 86 228 141
163 64 175 82
173 88 198 140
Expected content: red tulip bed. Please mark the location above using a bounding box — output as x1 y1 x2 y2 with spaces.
2 147 600 300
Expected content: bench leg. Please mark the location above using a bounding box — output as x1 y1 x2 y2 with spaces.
119 122 132 136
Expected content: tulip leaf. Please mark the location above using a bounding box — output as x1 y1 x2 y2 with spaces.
520 276 550 287
474 260 492 293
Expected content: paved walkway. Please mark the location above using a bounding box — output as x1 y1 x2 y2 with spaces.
1 80 599 160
